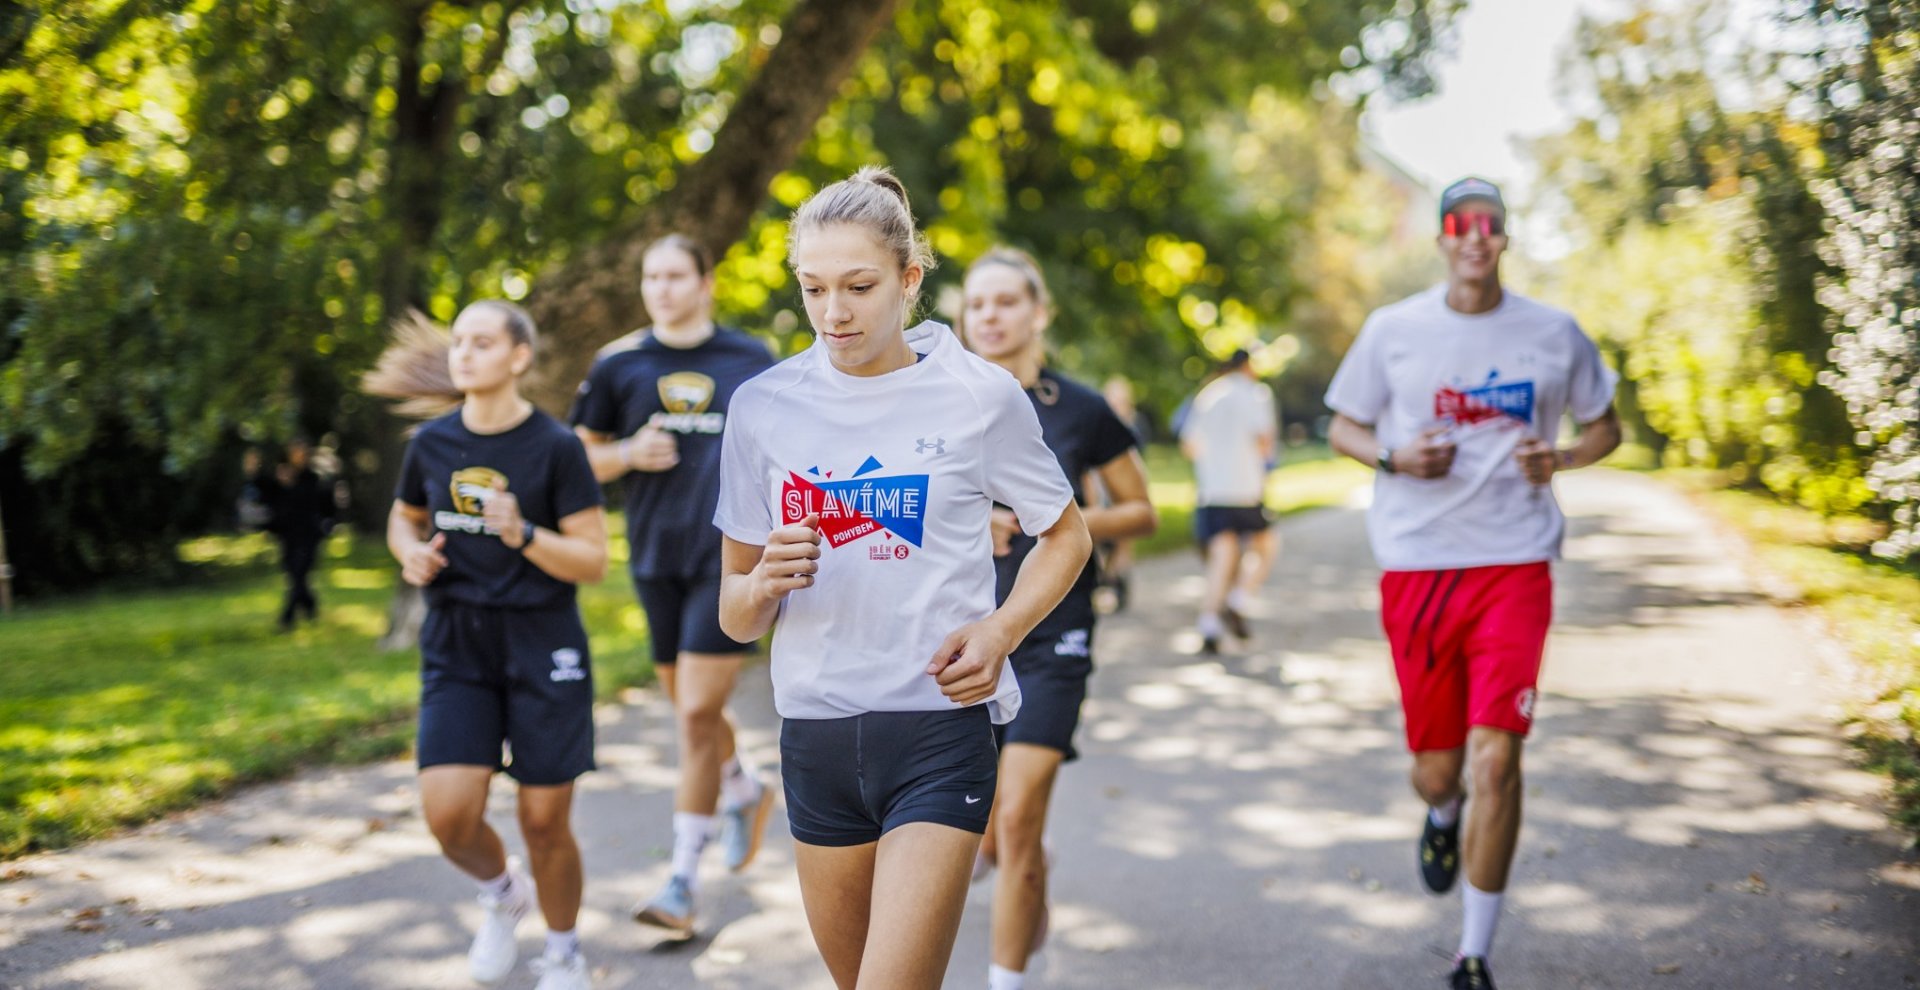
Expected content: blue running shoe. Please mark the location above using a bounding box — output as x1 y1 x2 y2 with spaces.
632 874 695 938
719 777 777 873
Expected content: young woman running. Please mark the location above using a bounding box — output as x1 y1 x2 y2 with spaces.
377 301 608 990
569 234 777 935
713 168 1092 990
960 248 1156 990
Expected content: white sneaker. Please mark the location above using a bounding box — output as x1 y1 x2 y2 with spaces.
532 950 592 990
468 861 534 985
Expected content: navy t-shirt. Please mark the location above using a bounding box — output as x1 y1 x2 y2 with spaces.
994 368 1139 641
395 408 603 609
569 327 775 581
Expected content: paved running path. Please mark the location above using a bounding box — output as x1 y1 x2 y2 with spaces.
3 471 1917 989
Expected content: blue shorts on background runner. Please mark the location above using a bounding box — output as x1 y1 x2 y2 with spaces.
995 627 1094 762
632 572 750 666
1194 504 1272 546
417 600 596 786
780 706 998 846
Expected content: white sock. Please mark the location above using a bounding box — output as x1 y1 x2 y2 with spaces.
672 812 717 888
987 963 1025 990
1458 881 1504 959
1226 588 1251 612
545 928 579 959
1197 612 1225 638
477 869 515 900
721 756 760 808
1430 796 1462 829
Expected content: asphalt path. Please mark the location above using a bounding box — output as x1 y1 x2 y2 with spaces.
4 470 1917 989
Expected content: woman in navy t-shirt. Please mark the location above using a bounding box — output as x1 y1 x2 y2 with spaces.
961 248 1157 990
376 301 608 990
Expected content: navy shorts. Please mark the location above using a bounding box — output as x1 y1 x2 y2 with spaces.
633 572 751 666
1195 504 1272 546
995 627 1094 762
780 706 998 847
417 601 596 786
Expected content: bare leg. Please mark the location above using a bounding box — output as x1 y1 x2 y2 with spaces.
1463 727 1524 891
673 654 743 815
420 765 506 881
990 744 1064 972
1237 527 1279 596
1200 531 1242 624
1410 747 1467 810
858 823 980 990
517 782 582 932
794 840 877 990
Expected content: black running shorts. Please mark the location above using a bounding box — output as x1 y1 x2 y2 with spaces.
417 600 596 786
995 627 1094 762
632 572 752 666
780 706 998 847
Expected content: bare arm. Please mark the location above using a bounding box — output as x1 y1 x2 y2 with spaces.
513 506 610 585
1081 450 1156 543
573 424 679 484
718 516 822 643
387 501 448 587
1329 413 1456 479
1515 406 1623 483
927 502 1092 706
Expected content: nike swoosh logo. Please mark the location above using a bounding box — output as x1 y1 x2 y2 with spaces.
964 795 981 804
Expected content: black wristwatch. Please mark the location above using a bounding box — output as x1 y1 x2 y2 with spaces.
1377 446 1397 474
518 520 536 551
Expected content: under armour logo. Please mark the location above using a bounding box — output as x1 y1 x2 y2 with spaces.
915 437 946 455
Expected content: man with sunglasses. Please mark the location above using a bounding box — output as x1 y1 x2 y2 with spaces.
1324 177 1621 990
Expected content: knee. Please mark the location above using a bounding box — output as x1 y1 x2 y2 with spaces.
518 806 573 851
1409 761 1462 805
425 803 484 852
1470 738 1523 796
678 700 726 742
994 795 1048 863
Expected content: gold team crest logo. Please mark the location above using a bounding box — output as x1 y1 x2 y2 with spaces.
449 466 507 515
658 372 715 414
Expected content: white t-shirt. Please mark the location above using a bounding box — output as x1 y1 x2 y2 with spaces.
714 320 1075 723
1324 285 1618 572
1180 373 1276 507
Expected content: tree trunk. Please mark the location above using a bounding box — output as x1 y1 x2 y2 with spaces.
524 0 902 413
374 2 506 647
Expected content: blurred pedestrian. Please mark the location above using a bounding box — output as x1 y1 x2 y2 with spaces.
256 436 335 631
1095 374 1152 611
1179 348 1279 654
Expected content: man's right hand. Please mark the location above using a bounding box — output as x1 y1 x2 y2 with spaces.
401 533 449 587
623 426 679 472
753 513 821 602
1392 426 1458 479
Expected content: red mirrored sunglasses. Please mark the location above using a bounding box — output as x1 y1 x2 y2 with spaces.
1443 211 1505 238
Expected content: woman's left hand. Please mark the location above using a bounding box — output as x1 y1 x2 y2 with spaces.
926 618 1016 706
484 479 528 547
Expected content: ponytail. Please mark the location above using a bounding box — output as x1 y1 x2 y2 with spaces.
362 308 461 419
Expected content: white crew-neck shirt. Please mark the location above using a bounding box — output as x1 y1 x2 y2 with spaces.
714 320 1075 723
1324 285 1617 572
1180 372 1277 507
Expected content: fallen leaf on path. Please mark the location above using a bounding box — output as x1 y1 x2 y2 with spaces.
365 817 389 833
1 867 33 883
68 907 103 921
1742 872 1768 894
66 919 106 933
1653 963 1682 975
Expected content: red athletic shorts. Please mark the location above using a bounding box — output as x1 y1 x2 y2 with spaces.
1380 562 1552 752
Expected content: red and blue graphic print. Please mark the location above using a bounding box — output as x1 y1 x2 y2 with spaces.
1435 370 1535 429
780 455 930 549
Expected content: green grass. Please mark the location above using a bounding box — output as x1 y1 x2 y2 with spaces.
1661 474 1920 840
0 527 654 860
1133 442 1372 559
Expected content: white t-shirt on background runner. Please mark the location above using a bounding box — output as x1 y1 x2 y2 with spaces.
1324 285 1618 572
1181 373 1276 507
714 320 1075 724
